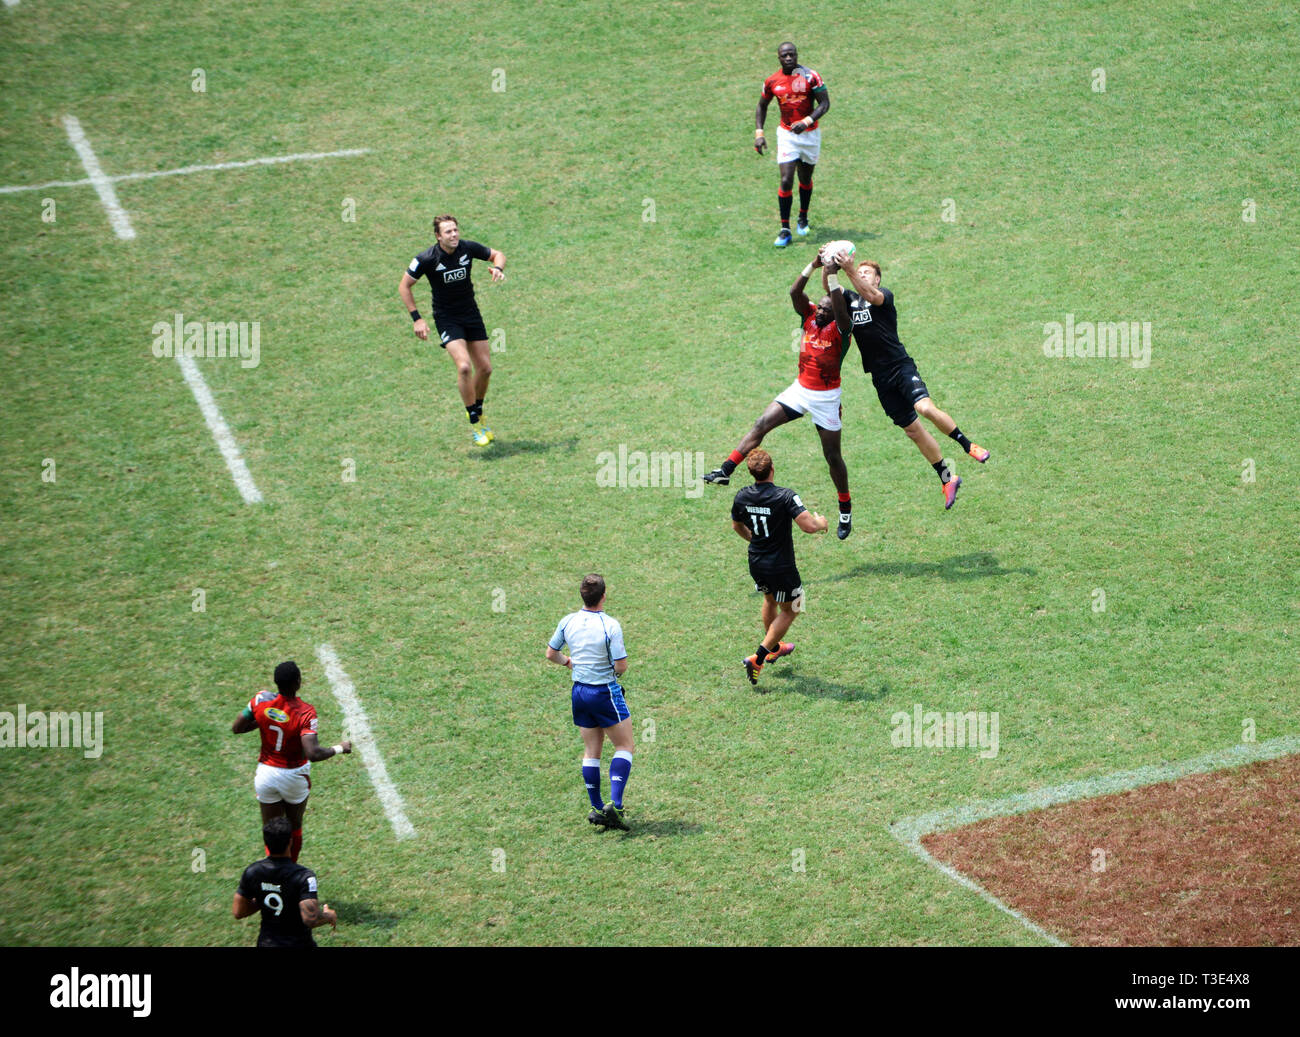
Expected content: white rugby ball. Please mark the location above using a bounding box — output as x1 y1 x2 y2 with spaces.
820 240 856 266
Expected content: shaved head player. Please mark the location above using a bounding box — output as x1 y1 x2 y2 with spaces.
704 251 856 540
755 42 829 247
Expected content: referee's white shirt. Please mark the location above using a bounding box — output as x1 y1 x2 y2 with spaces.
549 609 627 686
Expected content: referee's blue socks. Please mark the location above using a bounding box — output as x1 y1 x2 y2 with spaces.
583 758 604 810
609 750 634 809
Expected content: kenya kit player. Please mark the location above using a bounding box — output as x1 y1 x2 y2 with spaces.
755 42 829 247
827 257 990 509
399 215 507 447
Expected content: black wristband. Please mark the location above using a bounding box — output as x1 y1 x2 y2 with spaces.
409 309 421 322
492 265 503 272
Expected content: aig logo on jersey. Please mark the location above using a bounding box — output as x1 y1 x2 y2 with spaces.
852 308 873 326
441 267 468 283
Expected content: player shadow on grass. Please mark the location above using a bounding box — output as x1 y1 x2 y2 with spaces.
805 226 881 244
474 436 579 461
828 552 1035 583
763 667 886 702
599 819 704 839
325 899 402 930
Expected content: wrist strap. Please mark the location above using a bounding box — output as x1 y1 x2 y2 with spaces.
755 128 765 137
331 744 344 755
801 262 815 279
827 274 841 291
409 309 421 322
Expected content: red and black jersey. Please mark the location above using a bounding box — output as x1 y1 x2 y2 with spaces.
761 67 827 130
796 312 848 391
248 691 318 769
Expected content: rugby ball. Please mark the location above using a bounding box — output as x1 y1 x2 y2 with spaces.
820 240 856 266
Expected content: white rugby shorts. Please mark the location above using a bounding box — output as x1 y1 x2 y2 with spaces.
775 379 843 432
776 125 821 165
254 761 311 804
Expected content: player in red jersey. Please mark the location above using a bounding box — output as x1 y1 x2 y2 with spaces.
231 660 351 862
755 42 829 247
704 252 856 539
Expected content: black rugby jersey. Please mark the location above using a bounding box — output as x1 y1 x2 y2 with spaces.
237 856 320 948
732 481 807 572
845 286 910 373
406 240 493 316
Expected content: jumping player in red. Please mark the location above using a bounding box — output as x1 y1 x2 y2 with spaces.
704 252 856 539
755 42 829 247
231 660 351 862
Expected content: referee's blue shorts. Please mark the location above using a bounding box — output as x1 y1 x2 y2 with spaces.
571 681 630 729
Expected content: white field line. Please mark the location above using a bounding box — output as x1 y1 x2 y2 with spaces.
0 147 372 195
174 354 263 505
61 115 135 239
315 644 416 841
890 733 1300 946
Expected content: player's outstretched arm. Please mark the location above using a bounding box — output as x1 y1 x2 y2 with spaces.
796 511 829 534
302 731 351 762
827 262 852 336
843 261 885 305
790 268 814 316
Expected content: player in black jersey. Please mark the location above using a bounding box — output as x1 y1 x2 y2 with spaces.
399 215 507 447
233 816 337 947
730 448 828 687
825 256 990 509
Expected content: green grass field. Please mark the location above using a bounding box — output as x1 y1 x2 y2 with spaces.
1 0 1296 946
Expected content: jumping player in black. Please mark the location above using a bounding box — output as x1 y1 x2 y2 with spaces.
826 256 990 509
399 214 507 447
233 816 338 947
731 447 828 687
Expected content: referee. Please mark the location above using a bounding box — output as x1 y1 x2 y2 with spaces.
731 448 827 687
398 215 507 447
545 574 634 831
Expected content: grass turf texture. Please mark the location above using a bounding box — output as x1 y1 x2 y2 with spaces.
0 0 1296 945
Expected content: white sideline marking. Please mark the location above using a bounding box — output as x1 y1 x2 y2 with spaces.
0 148 372 195
890 733 1300 947
175 354 263 504
62 115 135 240
315 643 416 840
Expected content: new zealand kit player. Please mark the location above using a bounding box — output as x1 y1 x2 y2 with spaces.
731 448 828 687
233 816 338 947
398 214 507 447
705 252 856 540
827 256 990 509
